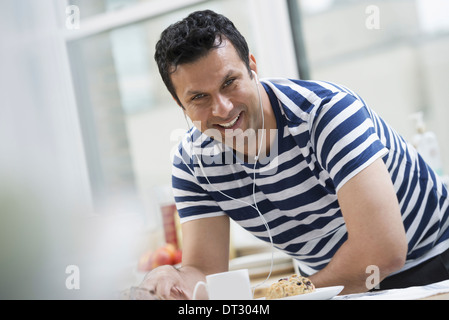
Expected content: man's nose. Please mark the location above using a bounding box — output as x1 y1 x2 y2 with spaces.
211 94 233 117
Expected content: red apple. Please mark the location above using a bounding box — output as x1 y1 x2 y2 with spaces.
164 243 177 259
138 244 181 271
152 246 173 268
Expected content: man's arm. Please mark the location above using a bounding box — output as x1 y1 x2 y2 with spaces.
141 215 230 299
309 158 408 294
181 215 230 275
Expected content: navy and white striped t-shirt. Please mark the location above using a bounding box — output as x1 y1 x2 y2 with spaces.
172 78 449 275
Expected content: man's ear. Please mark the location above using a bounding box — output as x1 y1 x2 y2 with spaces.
249 53 258 75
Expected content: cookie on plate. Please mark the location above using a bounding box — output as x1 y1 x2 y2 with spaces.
265 274 315 300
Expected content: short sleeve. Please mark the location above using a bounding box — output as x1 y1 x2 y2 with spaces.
310 92 388 191
171 138 227 224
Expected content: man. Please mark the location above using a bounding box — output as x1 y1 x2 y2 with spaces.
142 10 449 299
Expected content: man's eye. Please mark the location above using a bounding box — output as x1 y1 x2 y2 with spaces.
224 78 235 88
192 94 206 101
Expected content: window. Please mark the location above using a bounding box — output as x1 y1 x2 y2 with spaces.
293 0 449 173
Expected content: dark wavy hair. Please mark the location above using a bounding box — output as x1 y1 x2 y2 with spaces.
154 10 251 108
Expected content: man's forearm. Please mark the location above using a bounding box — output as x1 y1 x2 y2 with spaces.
308 240 404 295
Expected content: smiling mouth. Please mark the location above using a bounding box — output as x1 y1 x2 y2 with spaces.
218 113 240 129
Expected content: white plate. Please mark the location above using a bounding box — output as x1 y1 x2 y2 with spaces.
258 286 344 300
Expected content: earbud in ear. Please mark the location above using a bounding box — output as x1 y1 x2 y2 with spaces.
252 70 259 84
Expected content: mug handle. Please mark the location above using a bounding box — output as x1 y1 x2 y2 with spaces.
192 281 208 300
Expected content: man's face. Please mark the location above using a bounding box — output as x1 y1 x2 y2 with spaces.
170 40 262 153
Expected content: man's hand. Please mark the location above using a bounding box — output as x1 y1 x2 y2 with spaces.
137 265 205 300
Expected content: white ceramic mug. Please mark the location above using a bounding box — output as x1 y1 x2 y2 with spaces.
192 269 252 300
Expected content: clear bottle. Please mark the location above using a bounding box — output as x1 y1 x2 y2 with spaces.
410 112 444 176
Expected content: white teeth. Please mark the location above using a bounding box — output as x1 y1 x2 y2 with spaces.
219 114 239 129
